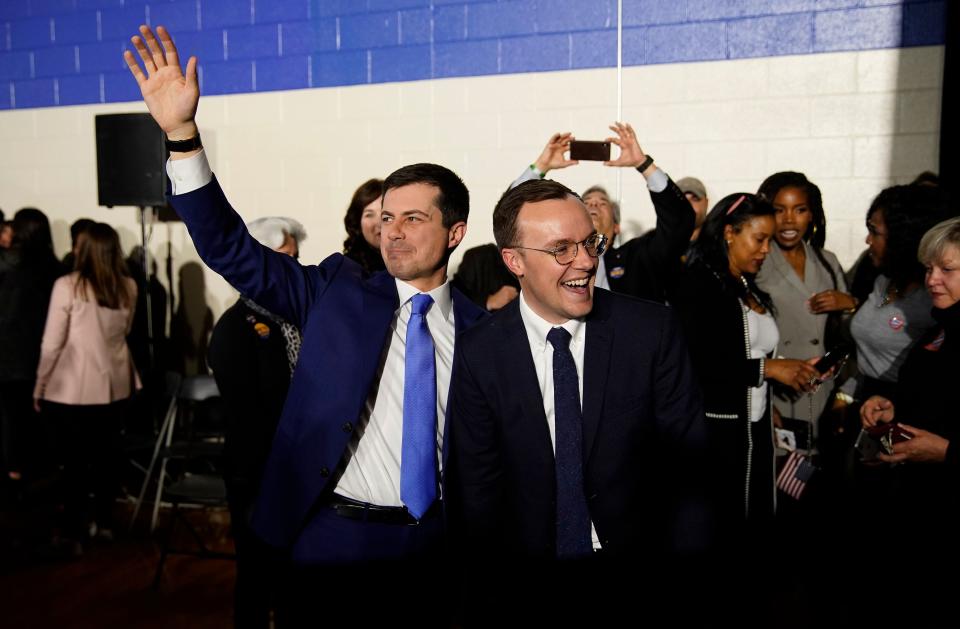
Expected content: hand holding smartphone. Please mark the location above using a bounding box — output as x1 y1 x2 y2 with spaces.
569 140 611 162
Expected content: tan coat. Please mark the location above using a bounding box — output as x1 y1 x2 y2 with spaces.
34 273 140 405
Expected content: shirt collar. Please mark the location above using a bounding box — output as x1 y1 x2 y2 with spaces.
518 290 584 353
395 278 453 321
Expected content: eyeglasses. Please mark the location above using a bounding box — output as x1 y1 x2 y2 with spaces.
511 233 608 265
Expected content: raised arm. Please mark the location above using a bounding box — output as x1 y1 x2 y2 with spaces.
123 25 200 156
606 122 695 257
509 132 579 189
123 25 328 327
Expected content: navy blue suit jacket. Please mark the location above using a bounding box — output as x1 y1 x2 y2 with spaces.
170 178 487 557
447 288 710 559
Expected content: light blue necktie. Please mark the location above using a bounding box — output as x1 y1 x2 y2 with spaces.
400 293 438 520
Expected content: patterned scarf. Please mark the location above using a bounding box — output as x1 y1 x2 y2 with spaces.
241 298 302 376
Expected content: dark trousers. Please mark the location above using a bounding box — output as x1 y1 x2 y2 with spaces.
43 400 126 539
0 380 42 478
277 502 448 628
226 479 278 629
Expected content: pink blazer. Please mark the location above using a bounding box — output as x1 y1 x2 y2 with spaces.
34 273 141 405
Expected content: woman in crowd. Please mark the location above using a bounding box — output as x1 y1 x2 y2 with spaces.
673 193 820 540
0 208 63 486
755 172 854 456
342 178 385 274
34 222 138 545
841 184 951 404
858 216 960 625
208 216 306 629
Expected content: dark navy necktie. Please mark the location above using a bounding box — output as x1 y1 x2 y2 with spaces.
547 326 592 557
401 293 437 520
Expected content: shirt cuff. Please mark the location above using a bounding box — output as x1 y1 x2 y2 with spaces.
645 167 668 193
510 165 540 190
166 149 213 195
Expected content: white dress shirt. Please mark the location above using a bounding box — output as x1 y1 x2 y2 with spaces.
517 292 600 549
167 150 457 508
335 279 456 506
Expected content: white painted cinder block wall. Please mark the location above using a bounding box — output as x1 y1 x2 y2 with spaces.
0 46 942 321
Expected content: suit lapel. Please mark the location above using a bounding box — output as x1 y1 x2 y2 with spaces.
582 290 613 464
770 243 809 297
442 288 488 467
500 301 555 465
358 271 400 406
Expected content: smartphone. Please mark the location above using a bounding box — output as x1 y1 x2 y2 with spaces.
569 140 611 161
814 345 851 375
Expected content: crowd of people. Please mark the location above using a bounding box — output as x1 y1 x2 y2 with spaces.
1 22 957 628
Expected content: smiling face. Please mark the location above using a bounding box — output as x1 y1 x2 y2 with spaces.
772 186 812 251
582 190 620 244
360 198 382 249
380 183 465 291
725 215 775 277
926 244 960 310
502 196 598 324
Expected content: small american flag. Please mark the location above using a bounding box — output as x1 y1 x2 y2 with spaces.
777 451 815 500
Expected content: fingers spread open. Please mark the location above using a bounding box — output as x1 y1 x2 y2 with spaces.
123 50 147 84
140 25 167 69
156 25 180 67
131 35 156 73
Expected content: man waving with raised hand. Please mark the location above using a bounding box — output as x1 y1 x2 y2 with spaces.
124 25 486 626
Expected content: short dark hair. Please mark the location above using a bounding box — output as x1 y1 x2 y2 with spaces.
382 163 469 228
756 171 826 248
70 218 96 247
493 179 582 250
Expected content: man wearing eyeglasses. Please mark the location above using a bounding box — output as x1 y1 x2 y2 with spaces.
446 179 710 624
511 123 696 303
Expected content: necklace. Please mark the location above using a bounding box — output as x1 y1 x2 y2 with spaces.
879 282 899 308
739 275 763 311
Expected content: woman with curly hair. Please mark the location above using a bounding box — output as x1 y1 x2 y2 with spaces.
843 184 954 403
342 178 385 274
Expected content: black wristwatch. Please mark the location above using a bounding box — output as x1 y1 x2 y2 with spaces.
635 154 654 173
165 134 203 152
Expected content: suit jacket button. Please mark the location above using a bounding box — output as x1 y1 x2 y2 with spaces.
811 338 820 345
342 422 353 433
320 467 330 478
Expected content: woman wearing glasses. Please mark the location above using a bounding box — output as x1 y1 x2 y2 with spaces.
673 193 820 546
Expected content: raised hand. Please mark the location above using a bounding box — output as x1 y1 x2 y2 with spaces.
533 132 578 174
604 121 647 169
123 25 199 141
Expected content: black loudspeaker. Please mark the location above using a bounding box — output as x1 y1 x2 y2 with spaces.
95 113 168 208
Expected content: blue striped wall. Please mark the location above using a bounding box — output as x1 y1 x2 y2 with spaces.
0 0 947 109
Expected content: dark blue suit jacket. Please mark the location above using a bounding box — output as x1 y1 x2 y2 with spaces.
447 288 710 559
170 178 487 558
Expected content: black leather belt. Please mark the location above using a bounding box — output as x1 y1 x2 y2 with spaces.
326 494 440 525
